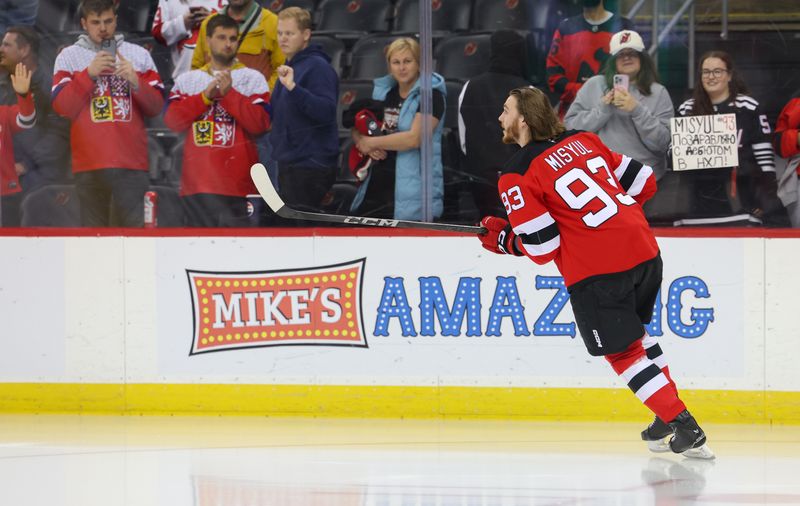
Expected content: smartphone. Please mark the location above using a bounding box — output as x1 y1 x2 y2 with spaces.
613 73 629 91
100 37 116 56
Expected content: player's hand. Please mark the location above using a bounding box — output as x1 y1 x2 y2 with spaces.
276 65 295 91
87 51 115 78
10 62 32 95
216 70 232 96
612 88 637 112
478 216 523 256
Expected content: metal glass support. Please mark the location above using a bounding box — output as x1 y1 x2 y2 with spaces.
419 0 434 222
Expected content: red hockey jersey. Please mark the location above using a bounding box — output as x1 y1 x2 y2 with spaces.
0 93 35 196
498 130 658 287
164 63 270 197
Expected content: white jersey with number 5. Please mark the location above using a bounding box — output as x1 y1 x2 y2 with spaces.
498 130 658 287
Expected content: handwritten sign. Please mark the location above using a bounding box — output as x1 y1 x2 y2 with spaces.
670 113 738 171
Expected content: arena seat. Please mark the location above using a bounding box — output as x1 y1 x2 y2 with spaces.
434 33 492 82
315 0 392 39
471 0 529 32
20 184 81 227
347 34 401 79
391 0 471 35
310 34 347 76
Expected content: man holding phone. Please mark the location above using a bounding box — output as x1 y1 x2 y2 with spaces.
52 0 165 227
152 0 226 80
564 30 674 180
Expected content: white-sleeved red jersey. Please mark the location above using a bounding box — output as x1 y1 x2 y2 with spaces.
498 130 658 287
52 39 165 173
151 0 226 79
0 93 36 196
164 63 270 197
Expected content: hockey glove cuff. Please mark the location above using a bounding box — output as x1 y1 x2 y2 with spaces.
479 216 524 256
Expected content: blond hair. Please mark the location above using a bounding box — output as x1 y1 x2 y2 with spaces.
277 6 312 31
509 87 565 141
385 37 420 65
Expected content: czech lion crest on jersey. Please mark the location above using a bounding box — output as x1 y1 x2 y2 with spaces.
192 102 235 147
90 75 132 123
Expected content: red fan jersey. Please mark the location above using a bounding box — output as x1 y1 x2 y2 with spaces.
498 130 658 287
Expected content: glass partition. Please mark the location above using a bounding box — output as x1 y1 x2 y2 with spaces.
0 0 796 229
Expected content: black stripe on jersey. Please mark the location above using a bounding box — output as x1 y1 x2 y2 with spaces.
627 363 663 393
645 343 664 361
518 222 560 245
618 158 644 192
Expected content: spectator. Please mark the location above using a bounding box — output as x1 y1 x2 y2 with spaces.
677 51 788 227
0 63 36 226
773 91 800 226
458 29 532 218
269 7 338 217
52 0 165 227
151 0 227 80
164 14 270 227
191 0 283 90
191 0 284 190
350 37 446 221
0 0 38 35
0 26 71 195
546 0 633 119
565 30 672 180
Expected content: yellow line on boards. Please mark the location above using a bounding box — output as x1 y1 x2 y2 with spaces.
0 383 798 424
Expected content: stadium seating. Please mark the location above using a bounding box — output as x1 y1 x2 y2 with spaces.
315 0 393 40
261 0 318 14
115 0 155 35
347 34 401 79
310 34 347 76
471 0 529 32
391 0 471 35
336 79 376 130
20 184 81 227
433 33 492 82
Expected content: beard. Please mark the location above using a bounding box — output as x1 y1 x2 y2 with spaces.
211 51 236 66
501 123 519 145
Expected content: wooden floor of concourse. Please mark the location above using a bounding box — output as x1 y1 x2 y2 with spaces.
0 414 798 505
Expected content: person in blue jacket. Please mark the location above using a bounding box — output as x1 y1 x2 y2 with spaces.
270 7 339 214
350 37 446 221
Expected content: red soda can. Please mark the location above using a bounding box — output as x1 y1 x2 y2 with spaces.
144 191 158 228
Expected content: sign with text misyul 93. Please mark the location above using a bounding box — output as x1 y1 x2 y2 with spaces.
670 113 738 171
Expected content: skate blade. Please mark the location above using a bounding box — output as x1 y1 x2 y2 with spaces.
647 437 672 453
682 443 716 460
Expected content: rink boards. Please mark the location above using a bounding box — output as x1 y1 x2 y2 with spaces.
0 230 798 423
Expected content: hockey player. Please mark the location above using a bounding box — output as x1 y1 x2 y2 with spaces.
477 86 714 459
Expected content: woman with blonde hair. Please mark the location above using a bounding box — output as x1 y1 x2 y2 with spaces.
350 37 447 220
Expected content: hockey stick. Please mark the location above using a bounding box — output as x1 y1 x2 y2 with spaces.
250 163 485 233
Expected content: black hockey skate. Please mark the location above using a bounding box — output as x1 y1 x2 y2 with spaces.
641 416 673 453
667 410 715 459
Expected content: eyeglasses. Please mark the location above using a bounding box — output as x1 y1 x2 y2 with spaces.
701 68 728 78
616 50 640 59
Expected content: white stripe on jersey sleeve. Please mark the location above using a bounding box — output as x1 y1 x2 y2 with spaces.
513 211 561 257
613 155 653 197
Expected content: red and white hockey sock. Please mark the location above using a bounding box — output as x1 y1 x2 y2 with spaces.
605 338 686 423
642 332 680 399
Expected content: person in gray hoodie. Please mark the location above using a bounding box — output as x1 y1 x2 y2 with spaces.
564 30 672 180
